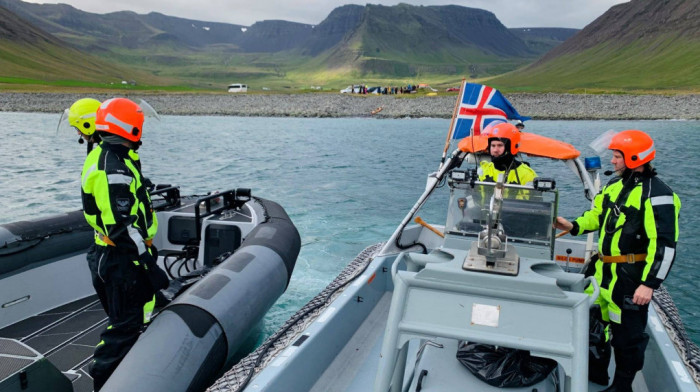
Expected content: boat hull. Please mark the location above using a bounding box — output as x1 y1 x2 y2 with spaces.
0 192 300 392
103 199 301 392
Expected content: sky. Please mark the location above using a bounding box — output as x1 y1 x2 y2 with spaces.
24 0 629 29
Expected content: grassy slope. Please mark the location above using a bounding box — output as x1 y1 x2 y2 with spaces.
0 36 189 90
490 34 700 93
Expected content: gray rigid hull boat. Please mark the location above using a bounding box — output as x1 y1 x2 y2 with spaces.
209 138 700 392
0 187 300 392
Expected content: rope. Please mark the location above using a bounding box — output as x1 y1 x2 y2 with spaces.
652 286 700 387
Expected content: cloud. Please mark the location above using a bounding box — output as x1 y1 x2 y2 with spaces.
23 0 629 28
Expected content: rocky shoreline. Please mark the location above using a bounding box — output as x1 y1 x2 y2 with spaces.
0 92 698 120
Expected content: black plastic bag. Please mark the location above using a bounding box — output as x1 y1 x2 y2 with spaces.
456 341 557 388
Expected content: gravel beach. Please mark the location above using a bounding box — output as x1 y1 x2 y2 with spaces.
0 92 698 120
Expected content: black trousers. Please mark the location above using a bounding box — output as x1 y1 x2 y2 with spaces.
589 275 650 384
610 295 650 375
87 245 154 391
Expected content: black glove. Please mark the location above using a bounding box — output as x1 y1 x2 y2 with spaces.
140 247 169 291
144 177 155 192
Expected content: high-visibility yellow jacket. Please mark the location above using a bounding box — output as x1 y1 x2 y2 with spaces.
571 171 680 290
478 161 537 185
81 143 157 255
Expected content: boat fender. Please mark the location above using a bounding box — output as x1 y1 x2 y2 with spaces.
101 199 300 392
246 198 300 287
0 210 93 276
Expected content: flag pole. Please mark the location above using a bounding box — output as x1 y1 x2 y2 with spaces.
441 78 467 166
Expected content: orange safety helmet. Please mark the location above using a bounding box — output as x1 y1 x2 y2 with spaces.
95 98 145 143
608 129 655 169
483 122 521 155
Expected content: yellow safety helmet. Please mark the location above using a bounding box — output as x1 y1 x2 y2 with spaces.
67 98 101 136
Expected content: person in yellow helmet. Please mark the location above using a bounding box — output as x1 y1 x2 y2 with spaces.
65 98 153 322
554 130 680 392
81 98 168 391
478 121 537 185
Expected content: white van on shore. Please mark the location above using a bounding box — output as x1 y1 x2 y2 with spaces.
227 83 248 93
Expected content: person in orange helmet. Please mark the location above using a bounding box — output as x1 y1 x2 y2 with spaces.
80 98 168 391
478 121 537 185
554 130 680 391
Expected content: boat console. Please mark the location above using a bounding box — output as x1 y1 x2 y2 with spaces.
445 169 558 273
375 169 599 392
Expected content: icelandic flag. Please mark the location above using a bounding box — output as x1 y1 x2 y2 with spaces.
449 83 530 139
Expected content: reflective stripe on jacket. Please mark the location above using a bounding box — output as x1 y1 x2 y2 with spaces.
572 172 680 290
81 143 157 254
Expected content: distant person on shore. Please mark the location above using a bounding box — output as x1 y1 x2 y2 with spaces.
80 98 168 391
554 130 680 391
515 119 525 131
478 121 537 185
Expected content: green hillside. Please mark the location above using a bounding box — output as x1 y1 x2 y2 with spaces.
491 0 700 93
492 35 700 93
0 5 186 90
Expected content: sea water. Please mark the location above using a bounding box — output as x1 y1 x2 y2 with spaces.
1 113 698 345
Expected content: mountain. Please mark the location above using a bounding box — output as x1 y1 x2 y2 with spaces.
0 0 246 49
0 4 162 86
492 0 700 92
278 3 544 79
0 0 575 88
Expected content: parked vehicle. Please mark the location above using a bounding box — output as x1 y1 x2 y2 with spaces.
228 83 248 93
340 85 362 93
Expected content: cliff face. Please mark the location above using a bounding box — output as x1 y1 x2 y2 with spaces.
0 4 61 44
237 20 313 52
302 5 365 56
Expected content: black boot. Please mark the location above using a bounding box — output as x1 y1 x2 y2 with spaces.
600 370 635 392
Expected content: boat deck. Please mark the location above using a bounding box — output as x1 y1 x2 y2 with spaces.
308 292 649 392
0 295 104 392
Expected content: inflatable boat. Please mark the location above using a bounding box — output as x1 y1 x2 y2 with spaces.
207 135 700 391
0 186 300 392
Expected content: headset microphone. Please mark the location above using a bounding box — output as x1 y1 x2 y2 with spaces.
78 137 84 144
603 170 613 176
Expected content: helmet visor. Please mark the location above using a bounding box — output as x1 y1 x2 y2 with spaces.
138 99 161 121
589 129 618 155
56 108 70 135
57 108 99 136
